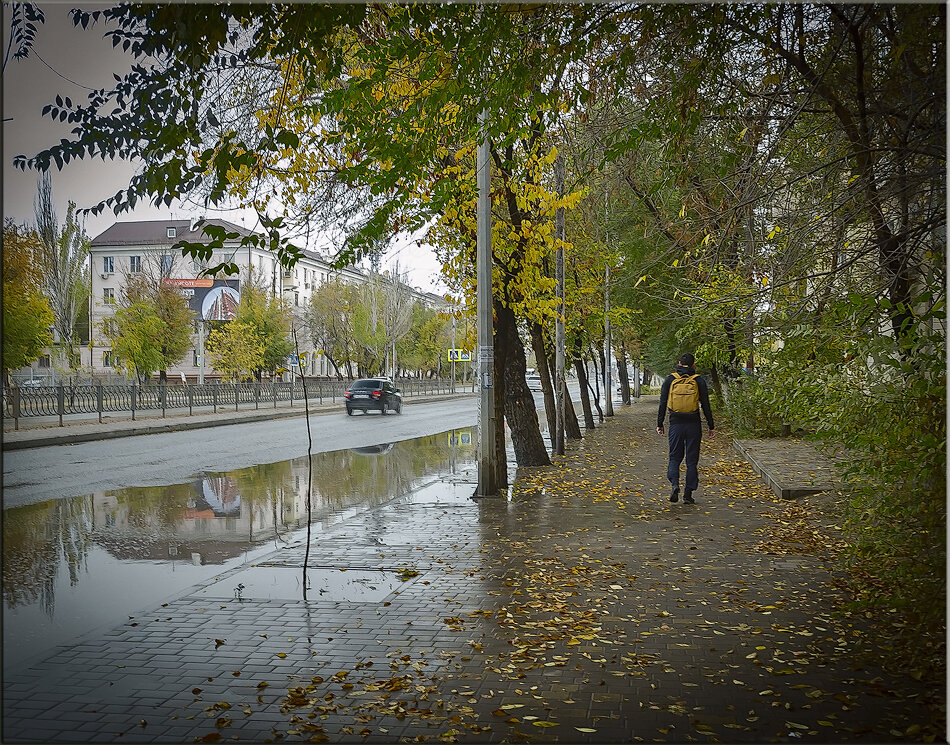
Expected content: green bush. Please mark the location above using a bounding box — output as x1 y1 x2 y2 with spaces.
721 377 784 438
754 299 946 676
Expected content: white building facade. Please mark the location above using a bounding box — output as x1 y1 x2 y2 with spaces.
86 218 414 382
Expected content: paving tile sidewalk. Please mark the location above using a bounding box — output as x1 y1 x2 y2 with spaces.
2 400 944 743
733 438 844 499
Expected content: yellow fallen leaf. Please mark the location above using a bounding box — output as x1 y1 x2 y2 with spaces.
575 727 597 733
276 653 287 658
532 720 558 727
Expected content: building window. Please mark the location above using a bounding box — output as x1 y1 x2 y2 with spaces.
193 349 200 366
103 351 114 367
294 292 299 307
103 288 115 304
160 254 173 275
103 256 114 274
129 255 142 273
38 355 51 368
103 318 116 336
167 227 177 238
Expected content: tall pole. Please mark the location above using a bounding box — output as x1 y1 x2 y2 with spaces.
604 188 613 417
475 109 500 497
198 320 205 385
451 313 456 392
604 263 613 417
88 253 94 373
554 153 566 456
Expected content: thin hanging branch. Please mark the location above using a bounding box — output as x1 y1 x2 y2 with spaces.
291 325 314 601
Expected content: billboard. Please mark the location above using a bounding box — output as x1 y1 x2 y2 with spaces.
163 278 241 320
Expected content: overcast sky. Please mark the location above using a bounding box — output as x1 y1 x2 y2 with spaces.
2 4 447 293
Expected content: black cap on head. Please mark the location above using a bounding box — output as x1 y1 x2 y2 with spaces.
678 353 695 367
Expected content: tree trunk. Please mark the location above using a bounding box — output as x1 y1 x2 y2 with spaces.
529 322 557 440
492 298 509 488
616 348 631 406
573 357 596 430
709 364 724 401
586 354 604 423
551 347 583 440
598 344 609 407
497 304 550 467
724 312 739 368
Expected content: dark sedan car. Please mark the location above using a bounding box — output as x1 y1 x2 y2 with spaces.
344 378 402 415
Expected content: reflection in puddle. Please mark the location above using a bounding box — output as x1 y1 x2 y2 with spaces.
2 428 476 668
194 565 414 603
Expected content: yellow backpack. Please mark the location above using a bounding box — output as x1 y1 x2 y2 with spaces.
668 373 700 413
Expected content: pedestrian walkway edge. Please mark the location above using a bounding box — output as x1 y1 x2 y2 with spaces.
732 437 842 499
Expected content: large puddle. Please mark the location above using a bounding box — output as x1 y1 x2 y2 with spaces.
2 428 478 669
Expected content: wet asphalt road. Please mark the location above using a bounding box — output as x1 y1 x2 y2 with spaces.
2 397 479 509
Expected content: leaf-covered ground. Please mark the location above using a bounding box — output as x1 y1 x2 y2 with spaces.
177 400 942 743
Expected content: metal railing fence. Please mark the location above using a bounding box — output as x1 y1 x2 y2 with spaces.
3 377 456 430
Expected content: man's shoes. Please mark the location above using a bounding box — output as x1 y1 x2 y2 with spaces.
669 487 680 503
683 490 695 504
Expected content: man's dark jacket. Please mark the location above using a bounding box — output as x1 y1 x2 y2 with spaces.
657 364 715 429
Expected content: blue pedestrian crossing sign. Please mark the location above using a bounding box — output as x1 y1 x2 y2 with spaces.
447 349 471 362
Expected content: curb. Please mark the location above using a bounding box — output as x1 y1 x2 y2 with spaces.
2 407 311 451
732 437 838 499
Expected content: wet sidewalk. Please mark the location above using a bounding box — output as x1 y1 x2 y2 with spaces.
733 438 844 499
2 399 942 743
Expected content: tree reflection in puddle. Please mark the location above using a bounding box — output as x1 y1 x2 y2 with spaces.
1 428 476 669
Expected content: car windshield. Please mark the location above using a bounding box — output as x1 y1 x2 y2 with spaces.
351 380 383 390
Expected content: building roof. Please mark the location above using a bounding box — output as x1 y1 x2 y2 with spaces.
90 218 256 247
88 218 440 296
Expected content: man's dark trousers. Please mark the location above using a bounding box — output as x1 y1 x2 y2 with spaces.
667 417 702 492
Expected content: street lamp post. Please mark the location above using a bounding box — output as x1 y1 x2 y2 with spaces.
475 109 500 498
554 153 566 456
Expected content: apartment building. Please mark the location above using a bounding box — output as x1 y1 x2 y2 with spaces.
87 217 378 381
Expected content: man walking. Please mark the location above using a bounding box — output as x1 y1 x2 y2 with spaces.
656 353 715 504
